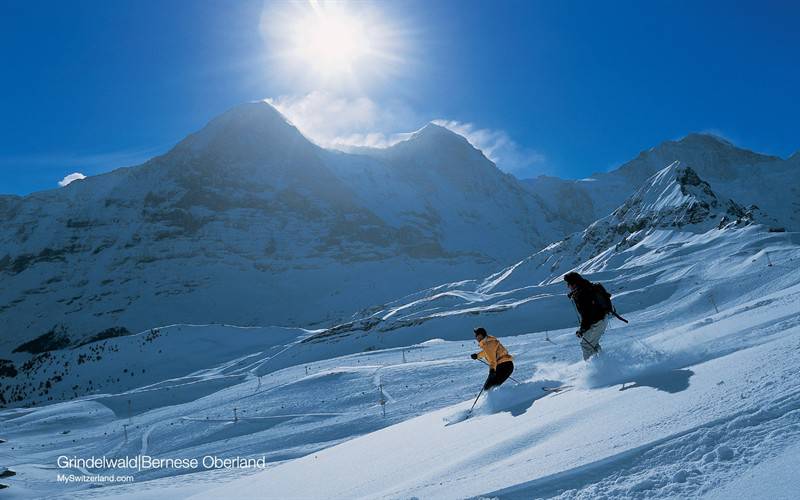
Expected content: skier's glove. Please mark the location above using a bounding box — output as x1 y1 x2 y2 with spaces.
470 353 478 360
575 330 584 338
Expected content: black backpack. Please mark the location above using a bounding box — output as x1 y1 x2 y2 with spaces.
591 282 628 323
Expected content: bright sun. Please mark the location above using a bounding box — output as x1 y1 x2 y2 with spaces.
293 7 369 73
263 0 406 88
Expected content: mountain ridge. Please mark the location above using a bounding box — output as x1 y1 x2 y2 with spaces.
0 102 569 355
0 101 795 356
522 132 797 232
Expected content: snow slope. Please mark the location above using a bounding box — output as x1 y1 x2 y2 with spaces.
182 221 800 500
196 327 800 499
0 324 314 408
1 214 798 498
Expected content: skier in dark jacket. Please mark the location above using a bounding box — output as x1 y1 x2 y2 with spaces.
564 272 609 360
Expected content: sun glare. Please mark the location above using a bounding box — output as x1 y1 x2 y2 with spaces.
263 0 408 88
294 9 369 72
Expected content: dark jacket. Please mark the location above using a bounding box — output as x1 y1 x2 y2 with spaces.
569 284 608 332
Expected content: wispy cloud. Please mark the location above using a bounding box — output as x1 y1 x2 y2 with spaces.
432 120 546 175
58 172 86 187
269 91 546 176
268 91 420 148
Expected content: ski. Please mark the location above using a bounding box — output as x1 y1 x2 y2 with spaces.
542 385 572 393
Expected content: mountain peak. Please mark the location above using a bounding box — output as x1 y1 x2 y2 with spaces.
198 100 301 140
414 122 459 137
651 132 780 163
645 133 745 158
556 161 762 265
608 161 766 235
649 160 704 186
168 100 314 161
223 100 290 121
614 131 780 186
402 122 472 147
382 121 480 162
620 161 713 216
678 132 734 148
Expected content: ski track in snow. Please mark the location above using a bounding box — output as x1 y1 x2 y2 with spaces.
140 422 161 456
489 386 800 499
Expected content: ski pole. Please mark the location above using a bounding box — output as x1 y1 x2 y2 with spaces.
476 358 522 385
468 387 485 413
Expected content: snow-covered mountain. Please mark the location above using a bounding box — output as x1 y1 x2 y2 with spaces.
3 103 795 361
0 102 572 356
300 161 782 341
538 161 777 278
523 133 799 231
2 154 791 411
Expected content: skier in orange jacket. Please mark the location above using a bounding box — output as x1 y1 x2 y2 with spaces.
470 327 514 390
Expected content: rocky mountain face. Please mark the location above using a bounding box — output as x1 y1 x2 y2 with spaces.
0 102 572 355
511 161 777 289
562 162 764 260
523 133 798 231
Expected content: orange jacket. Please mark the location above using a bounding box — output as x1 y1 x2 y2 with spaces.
476 335 513 370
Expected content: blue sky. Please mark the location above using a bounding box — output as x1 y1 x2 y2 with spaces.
1 0 799 195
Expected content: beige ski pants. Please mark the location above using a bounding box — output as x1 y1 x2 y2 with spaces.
580 318 608 360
